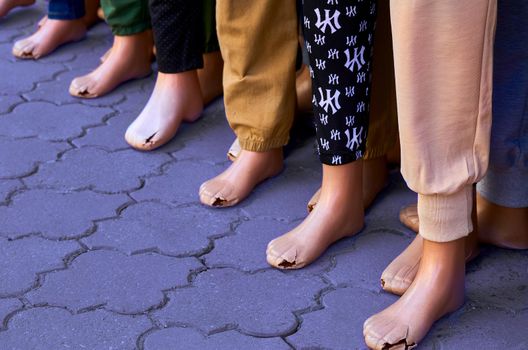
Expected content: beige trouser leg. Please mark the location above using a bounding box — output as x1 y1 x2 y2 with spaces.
216 0 298 152
391 0 497 242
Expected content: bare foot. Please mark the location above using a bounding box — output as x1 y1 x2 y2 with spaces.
267 161 364 269
125 71 203 151
399 203 419 233
96 7 104 21
0 0 34 18
197 51 223 105
364 238 465 349
476 192 528 249
296 64 312 114
12 18 86 59
69 30 153 98
227 138 241 161
307 156 388 212
384 199 479 296
199 148 283 207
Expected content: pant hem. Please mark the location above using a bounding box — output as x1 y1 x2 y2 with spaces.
418 185 473 242
238 137 288 152
112 23 151 36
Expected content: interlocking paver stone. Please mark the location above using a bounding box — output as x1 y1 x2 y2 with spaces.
83 202 236 256
0 9 526 348
0 299 23 326
0 189 129 239
287 287 396 349
0 236 79 296
0 58 64 94
0 95 22 114
72 113 136 151
26 147 172 193
154 268 326 337
131 160 227 205
0 308 151 349
0 136 68 179
144 327 290 350
325 230 412 292
0 179 23 202
240 168 320 221
26 250 201 313
422 306 528 349
466 248 528 312
204 217 300 271
0 102 113 141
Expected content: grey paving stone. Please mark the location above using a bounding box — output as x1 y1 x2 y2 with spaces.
0 189 129 239
0 179 23 202
83 202 236 257
466 248 528 312
0 2 42 30
204 217 301 272
0 58 64 94
240 168 320 221
154 268 326 337
26 250 201 314
144 327 289 350
325 230 413 292
26 147 172 193
72 113 136 151
287 287 397 350
0 307 151 350
0 136 68 179
423 306 528 349
0 94 22 114
0 236 79 296
0 101 113 141
0 298 22 326
169 100 237 161
131 160 227 205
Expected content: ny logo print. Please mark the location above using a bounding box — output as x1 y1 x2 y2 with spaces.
345 127 364 151
346 35 357 46
345 115 355 127
328 49 339 59
314 34 326 45
345 86 355 97
320 138 330 151
315 9 341 34
330 129 341 140
332 155 342 165
319 113 329 125
345 5 356 17
316 59 327 70
328 74 339 85
344 46 366 72
318 87 341 114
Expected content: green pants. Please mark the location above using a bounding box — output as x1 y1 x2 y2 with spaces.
101 0 151 36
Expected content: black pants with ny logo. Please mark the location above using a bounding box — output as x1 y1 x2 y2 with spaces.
302 0 376 165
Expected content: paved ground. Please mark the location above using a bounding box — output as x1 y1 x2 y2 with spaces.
1 4 527 350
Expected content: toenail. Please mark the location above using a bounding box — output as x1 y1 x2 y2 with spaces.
144 132 158 145
278 259 296 268
212 197 227 206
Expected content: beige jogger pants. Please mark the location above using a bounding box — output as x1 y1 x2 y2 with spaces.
391 0 497 242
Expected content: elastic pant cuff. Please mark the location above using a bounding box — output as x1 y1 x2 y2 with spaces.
418 185 473 242
238 136 289 152
112 23 151 36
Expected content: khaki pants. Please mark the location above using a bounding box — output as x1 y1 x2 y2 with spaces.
391 0 497 242
365 0 398 160
216 0 298 152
